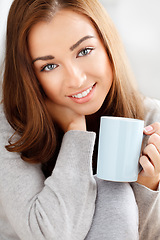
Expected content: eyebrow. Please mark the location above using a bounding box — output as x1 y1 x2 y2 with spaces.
32 35 95 64
70 35 95 51
32 55 54 64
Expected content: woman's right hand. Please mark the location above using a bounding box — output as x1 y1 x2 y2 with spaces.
45 99 86 132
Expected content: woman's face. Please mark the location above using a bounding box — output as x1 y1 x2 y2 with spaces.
28 9 113 116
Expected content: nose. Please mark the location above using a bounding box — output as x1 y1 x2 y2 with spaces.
64 62 86 88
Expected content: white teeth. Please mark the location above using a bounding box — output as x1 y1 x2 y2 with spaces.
77 93 82 98
82 91 87 97
72 86 93 99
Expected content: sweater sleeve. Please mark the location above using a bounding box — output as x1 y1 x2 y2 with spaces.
0 105 97 240
130 182 160 239
131 97 160 239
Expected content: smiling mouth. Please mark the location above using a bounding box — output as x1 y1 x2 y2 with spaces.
70 83 96 99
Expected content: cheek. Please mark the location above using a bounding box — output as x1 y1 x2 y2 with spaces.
38 76 61 101
102 55 113 86
90 50 113 80
91 56 113 86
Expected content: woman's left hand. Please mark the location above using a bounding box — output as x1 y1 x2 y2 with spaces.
137 122 160 190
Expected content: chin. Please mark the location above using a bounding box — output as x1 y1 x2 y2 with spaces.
78 103 104 116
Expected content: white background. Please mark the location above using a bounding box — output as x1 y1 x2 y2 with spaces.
0 0 160 100
99 0 160 100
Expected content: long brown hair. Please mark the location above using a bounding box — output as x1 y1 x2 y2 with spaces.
3 0 144 169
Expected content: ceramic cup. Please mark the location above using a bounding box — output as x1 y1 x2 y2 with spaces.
97 116 144 182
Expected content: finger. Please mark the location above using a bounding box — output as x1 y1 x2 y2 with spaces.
144 125 154 135
139 155 155 177
143 144 160 174
148 133 160 153
144 122 160 136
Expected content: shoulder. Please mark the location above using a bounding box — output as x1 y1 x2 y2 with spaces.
0 103 12 128
0 103 15 145
0 103 5 117
143 97 160 125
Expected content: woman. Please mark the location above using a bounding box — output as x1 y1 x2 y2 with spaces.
0 0 160 239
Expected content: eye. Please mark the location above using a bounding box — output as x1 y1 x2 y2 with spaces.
41 63 58 72
77 47 94 57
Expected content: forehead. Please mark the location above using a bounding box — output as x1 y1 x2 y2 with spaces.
28 9 99 56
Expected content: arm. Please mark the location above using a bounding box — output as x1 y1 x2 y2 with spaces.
0 105 96 240
131 122 160 239
130 182 160 239
131 98 160 239
137 123 160 190
131 124 160 239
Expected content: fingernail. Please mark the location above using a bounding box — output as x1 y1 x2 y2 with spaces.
144 125 153 132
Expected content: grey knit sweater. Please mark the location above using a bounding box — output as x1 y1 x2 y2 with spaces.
0 97 160 240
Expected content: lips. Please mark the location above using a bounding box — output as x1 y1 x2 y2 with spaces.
68 83 96 104
69 83 96 99
71 86 93 99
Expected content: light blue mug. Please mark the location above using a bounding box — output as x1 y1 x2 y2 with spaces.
97 116 144 182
